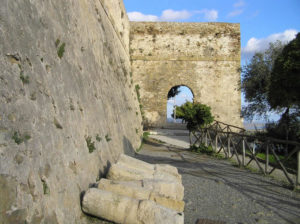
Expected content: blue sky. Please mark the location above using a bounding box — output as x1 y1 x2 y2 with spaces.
123 0 299 122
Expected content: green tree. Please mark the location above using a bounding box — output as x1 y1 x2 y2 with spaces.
241 34 300 145
167 86 181 99
241 41 284 119
268 33 300 144
172 102 214 144
268 33 300 110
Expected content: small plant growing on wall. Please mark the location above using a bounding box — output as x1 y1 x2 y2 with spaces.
12 131 31 145
96 134 102 142
20 71 29 84
86 136 96 153
105 134 111 142
55 38 66 59
135 85 145 120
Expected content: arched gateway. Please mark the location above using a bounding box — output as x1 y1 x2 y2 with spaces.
130 22 242 128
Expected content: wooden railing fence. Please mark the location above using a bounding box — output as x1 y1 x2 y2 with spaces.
191 120 300 188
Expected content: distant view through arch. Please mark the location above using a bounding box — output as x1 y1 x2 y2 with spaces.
167 86 194 123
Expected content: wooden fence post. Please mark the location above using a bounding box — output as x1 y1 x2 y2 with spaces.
242 138 245 166
297 148 300 188
265 140 269 174
205 130 208 147
215 133 218 152
227 134 231 158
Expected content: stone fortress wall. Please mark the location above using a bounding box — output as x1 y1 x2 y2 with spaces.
0 0 242 223
130 22 242 127
0 0 142 223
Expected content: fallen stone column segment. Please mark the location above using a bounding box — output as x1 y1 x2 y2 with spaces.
107 163 154 181
82 188 184 224
107 160 181 183
99 179 184 201
98 178 151 200
98 178 185 212
117 154 181 180
155 164 181 178
137 200 184 224
118 154 154 171
143 179 184 201
82 188 139 224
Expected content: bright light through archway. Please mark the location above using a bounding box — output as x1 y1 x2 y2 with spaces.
167 86 194 123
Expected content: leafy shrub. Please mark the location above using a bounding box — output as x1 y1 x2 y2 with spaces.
172 102 214 132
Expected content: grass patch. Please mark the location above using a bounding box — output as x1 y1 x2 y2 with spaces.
247 150 297 171
136 131 150 152
190 143 224 159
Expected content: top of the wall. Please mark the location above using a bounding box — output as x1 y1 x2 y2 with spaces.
130 22 240 62
130 22 240 35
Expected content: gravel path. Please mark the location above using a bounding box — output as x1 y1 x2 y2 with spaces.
136 139 300 224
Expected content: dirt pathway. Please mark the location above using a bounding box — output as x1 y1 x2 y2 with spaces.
136 139 300 224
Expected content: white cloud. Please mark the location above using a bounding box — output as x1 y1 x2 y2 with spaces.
204 9 218 21
242 29 298 59
197 9 218 21
160 9 192 21
127 11 159 22
228 0 245 18
234 0 245 8
228 9 244 17
128 9 218 22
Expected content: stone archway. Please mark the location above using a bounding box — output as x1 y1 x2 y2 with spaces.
130 22 242 128
166 85 194 123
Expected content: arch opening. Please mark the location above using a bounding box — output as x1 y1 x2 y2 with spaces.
166 85 194 123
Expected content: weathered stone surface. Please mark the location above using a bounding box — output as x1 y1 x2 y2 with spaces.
98 178 151 200
143 179 184 201
130 22 242 128
107 163 154 181
82 188 184 224
118 153 155 171
149 193 185 212
155 164 180 177
107 159 181 183
98 178 184 212
82 188 139 224
117 154 181 180
137 200 184 224
0 0 142 223
99 178 184 202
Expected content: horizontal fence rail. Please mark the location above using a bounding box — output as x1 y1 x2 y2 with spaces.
191 120 300 188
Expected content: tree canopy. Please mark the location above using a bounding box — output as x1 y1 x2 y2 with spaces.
241 33 300 142
268 33 300 110
241 41 284 119
172 102 214 132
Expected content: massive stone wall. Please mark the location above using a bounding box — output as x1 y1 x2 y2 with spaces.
0 0 142 223
130 22 242 127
